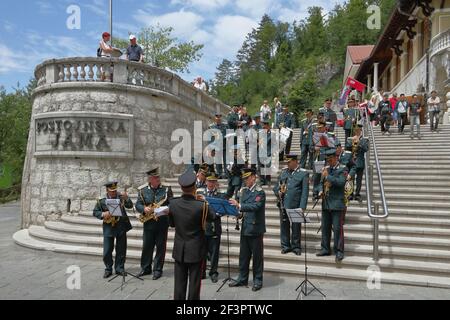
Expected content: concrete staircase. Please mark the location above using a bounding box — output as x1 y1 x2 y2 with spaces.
14 125 450 288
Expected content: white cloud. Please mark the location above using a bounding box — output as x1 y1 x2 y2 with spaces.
0 44 27 74
133 10 205 41
170 0 230 12
211 15 258 59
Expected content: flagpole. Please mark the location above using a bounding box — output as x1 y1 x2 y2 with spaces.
109 0 113 45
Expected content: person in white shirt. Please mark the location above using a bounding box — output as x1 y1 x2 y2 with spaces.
194 77 208 92
428 90 441 132
260 100 272 123
99 32 113 58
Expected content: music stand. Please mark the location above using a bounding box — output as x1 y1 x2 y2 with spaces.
286 209 326 299
206 197 239 292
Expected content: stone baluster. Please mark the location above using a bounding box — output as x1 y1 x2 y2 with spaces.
80 64 86 81
104 65 111 82
72 64 79 81
88 64 94 81
65 65 72 82
58 65 65 82
96 64 102 81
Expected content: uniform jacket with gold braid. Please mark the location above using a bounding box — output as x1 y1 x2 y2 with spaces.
135 185 173 230
237 184 266 237
169 195 217 264
93 196 133 238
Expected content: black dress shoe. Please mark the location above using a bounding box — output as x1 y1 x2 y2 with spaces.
355 195 362 203
138 270 151 277
293 249 302 256
153 273 162 280
103 271 113 279
252 285 262 292
336 254 344 263
316 251 331 257
211 274 219 283
229 280 248 288
281 249 292 254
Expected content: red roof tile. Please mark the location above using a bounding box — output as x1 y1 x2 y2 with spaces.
347 45 374 64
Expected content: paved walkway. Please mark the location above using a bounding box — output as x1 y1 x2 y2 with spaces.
1 202 450 300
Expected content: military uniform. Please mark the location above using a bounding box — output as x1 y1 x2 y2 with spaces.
312 129 338 198
226 154 246 199
230 169 266 291
343 107 360 141
317 151 349 262
319 107 337 132
349 135 369 200
209 116 229 178
250 114 263 171
135 172 173 279
169 170 217 300
197 177 225 282
300 117 315 169
273 157 309 255
93 182 133 277
277 111 296 158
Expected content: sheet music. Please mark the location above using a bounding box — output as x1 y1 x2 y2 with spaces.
285 209 311 224
106 199 122 217
155 206 169 217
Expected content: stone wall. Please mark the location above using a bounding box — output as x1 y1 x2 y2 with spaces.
21 61 229 228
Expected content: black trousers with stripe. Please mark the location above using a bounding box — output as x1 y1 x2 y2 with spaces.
174 260 204 300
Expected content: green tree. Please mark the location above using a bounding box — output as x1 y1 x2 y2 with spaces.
0 79 35 188
114 25 204 73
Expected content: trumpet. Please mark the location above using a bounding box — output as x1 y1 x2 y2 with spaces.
138 188 170 224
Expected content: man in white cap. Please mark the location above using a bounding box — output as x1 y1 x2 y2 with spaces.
126 35 144 62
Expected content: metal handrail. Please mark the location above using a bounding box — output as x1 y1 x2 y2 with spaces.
362 110 389 261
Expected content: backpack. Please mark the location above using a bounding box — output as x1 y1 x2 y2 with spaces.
97 47 102 57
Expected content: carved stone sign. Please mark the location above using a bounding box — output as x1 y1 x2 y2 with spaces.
34 112 134 159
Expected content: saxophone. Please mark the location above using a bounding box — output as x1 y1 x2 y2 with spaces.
103 187 129 227
138 188 169 224
352 138 360 159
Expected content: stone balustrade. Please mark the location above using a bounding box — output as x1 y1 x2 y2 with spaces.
430 28 450 60
34 57 228 117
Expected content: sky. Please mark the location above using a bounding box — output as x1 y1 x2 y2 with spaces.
0 0 345 91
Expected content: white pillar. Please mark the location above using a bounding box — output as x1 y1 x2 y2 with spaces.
373 63 379 93
367 74 372 94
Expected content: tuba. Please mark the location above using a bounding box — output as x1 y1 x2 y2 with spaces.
138 188 169 224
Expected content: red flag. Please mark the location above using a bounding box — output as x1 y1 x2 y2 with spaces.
346 77 366 93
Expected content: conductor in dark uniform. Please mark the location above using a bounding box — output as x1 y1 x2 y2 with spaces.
229 168 266 292
197 172 225 283
136 168 173 280
169 170 217 300
93 182 133 279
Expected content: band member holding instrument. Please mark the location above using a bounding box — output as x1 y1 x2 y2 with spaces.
348 124 369 202
343 98 360 141
319 98 338 132
299 109 315 170
93 182 133 279
276 105 296 159
226 148 246 199
229 168 266 292
316 150 349 263
169 170 217 300
197 172 226 283
209 113 229 179
273 155 309 255
312 121 336 200
196 165 208 189
136 168 173 280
